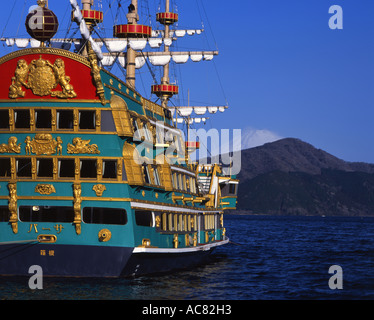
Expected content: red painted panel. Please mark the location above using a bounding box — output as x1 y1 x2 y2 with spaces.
0 51 98 101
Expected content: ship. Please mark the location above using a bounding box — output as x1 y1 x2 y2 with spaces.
0 0 238 277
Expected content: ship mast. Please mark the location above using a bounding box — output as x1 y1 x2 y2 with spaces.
151 0 179 108
161 0 171 106
125 0 139 89
113 0 151 89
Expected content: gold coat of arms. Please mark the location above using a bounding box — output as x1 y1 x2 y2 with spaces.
9 56 77 99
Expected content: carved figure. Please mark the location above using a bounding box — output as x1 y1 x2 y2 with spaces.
9 59 29 99
0 137 21 154
67 137 100 154
9 56 77 99
51 58 77 98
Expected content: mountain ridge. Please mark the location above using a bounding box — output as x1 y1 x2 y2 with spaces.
238 137 374 181
234 138 374 216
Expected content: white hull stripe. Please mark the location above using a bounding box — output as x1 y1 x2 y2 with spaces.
132 238 229 254
130 201 222 213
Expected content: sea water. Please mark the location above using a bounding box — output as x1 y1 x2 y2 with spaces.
1 215 374 300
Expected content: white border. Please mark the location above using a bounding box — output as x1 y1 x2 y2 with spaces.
132 238 229 254
130 201 222 213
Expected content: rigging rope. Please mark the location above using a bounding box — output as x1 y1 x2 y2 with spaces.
0 239 39 246
0 0 18 39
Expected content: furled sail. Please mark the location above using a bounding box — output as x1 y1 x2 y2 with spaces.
69 0 103 60
174 117 208 124
169 105 228 117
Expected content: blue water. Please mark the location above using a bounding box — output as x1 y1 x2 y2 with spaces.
1 215 374 300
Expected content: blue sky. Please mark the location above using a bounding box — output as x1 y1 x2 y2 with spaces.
1 0 374 163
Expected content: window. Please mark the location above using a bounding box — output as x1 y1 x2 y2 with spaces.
174 214 178 231
220 182 238 196
102 160 117 179
190 177 196 194
178 174 182 190
17 158 32 177
57 110 74 129
59 159 75 178
0 158 11 177
174 135 183 154
79 110 96 130
0 110 9 129
172 172 177 189
0 206 9 222
204 214 215 230
164 108 172 120
80 159 97 178
143 164 150 184
135 210 153 227
168 213 173 231
152 166 161 186
14 110 30 129
19 206 75 223
35 109 52 129
179 215 184 231
101 110 116 132
229 183 237 195
142 122 152 142
132 118 140 139
37 158 53 178
83 207 127 225
155 126 164 144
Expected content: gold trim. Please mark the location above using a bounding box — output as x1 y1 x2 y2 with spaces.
110 95 134 137
98 229 111 242
0 99 103 103
67 137 100 154
37 234 57 243
0 48 91 68
92 184 106 197
26 134 61 155
0 137 21 154
9 57 77 99
35 184 56 195
8 182 18 234
73 183 82 235
87 43 106 105
173 234 179 248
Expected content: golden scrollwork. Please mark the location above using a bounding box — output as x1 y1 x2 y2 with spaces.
73 183 82 235
92 184 106 197
0 137 21 154
87 42 106 105
9 56 77 99
35 184 56 195
8 183 18 234
25 134 62 155
67 137 100 154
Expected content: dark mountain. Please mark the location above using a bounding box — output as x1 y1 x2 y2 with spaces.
235 138 374 216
